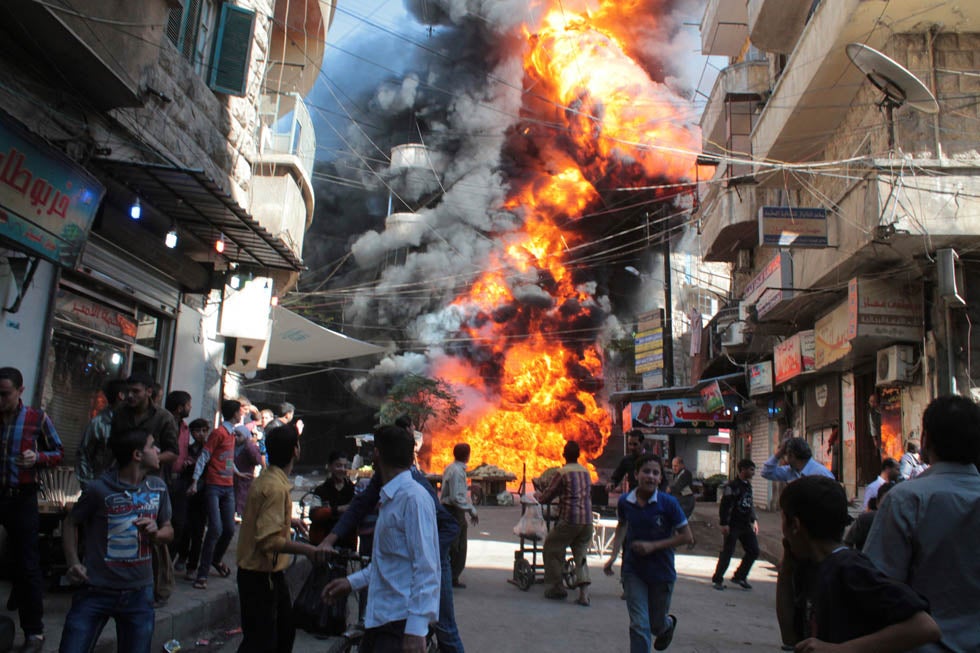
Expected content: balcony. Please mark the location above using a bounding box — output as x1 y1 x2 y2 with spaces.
251 93 316 276
701 61 769 158
701 0 749 57
700 170 760 262
747 0 815 54
751 0 980 166
268 0 336 97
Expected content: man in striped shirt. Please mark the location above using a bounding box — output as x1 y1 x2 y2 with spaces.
537 440 593 605
0 366 64 652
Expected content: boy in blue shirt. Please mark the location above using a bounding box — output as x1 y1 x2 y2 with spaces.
604 454 693 652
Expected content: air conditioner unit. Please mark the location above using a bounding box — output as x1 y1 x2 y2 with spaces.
721 321 745 347
876 345 915 386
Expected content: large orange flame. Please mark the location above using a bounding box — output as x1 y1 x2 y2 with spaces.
423 1 699 485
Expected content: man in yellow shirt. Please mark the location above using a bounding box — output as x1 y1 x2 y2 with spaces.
236 424 320 652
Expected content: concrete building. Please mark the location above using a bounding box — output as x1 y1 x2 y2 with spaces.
0 0 336 466
695 0 980 507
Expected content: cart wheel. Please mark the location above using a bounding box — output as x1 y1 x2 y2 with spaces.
562 557 578 590
470 484 485 506
513 558 534 591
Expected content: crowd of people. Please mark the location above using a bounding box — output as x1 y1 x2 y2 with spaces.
3 360 980 653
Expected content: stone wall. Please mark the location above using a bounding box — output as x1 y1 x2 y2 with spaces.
109 0 275 208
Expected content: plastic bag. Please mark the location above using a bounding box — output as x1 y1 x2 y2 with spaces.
292 564 346 636
513 496 548 541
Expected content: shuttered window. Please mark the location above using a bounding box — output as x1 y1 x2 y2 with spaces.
208 4 255 96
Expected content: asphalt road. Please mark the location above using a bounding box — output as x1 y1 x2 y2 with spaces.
206 502 781 652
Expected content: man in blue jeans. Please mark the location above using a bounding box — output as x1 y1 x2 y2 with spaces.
187 399 241 588
318 426 464 652
60 428 173 653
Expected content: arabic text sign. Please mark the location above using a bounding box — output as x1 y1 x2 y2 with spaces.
847 277 923 341
0 113 105 267
630 395 733 429
815 301 851 369
54 289 137 342
635 309 665 374
742 251 794 318
774 334 802 384
758 206 829 248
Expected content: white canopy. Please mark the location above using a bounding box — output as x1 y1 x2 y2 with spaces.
267 307 384 364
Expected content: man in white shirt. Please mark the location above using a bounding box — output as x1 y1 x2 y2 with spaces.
761 437 835 483
862 458 900 511
899 441 925 480
323 425 440 653
441 443 479 588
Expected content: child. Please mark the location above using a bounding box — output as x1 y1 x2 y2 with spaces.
604 454 694 653
777 476 941 651
59 428 173 653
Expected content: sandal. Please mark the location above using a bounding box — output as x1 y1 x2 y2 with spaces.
575 596 591 607
543 588 568 600
212 562 232 578
184 570 197 582
192 579 208 590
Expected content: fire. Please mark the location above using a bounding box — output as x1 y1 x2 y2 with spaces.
422 1 698 485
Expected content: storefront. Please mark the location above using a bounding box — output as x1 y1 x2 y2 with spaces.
39 236 180 462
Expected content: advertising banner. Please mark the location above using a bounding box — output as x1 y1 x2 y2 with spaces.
847 277 923 341
742 251 795 318
774 334 802 384
815 301 851 369
629 394 736 430
54 288 137 342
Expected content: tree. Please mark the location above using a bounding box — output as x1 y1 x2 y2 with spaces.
378 374 461 432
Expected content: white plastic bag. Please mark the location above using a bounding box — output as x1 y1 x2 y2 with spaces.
513 496 548 541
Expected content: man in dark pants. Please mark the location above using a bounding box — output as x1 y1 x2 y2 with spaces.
318 428 464 653
0 366 64 652
712 459 759 591
236 424 320 652
440 443 478 588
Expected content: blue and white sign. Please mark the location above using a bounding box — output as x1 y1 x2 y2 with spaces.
759 206 829 248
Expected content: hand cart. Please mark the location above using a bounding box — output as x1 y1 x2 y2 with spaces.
508 465 579 591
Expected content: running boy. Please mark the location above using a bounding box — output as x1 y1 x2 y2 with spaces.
59 429 173 653
604 454 693 652
777 476 941 651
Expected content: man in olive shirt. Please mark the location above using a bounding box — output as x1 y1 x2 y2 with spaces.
237 424 320 652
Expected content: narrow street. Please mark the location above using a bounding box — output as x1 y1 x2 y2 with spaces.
209 504 780 652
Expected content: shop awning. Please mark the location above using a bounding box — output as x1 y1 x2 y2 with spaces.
96 161 304 271
267 307 384 364
608 372 746 406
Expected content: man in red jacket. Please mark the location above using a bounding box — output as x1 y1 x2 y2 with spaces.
187 399 242 588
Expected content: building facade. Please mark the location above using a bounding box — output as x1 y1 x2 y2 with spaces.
695 0 980 505
0 0 334 465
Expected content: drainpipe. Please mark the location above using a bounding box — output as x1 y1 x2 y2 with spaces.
927 27 942 160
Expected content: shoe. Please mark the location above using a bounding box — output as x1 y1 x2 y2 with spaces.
732 578 752 590
153 598 169 609
543 587 568 600
712 581 725 591
653 615 677 651
174 560 186 573
19 635 44 653
452 580 466 589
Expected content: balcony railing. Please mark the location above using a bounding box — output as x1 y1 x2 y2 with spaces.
258 92 315 183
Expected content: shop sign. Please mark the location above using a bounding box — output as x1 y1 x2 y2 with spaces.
815 301 851 368
846 277 923 341
629 394 735 429
0 113 105 267
758 206 829 248
54 289 137 342
634 309 665 375
774 333 803 384
804 377 840 427
742 251 794 318
800 329 816 371
748 361 773 396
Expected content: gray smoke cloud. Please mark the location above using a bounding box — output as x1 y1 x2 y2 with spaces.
304 0 706 404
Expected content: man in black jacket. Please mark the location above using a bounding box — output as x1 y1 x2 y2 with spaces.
711 459 759 591
606 429 645 493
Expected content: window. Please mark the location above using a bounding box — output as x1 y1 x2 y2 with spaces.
165 0 256 96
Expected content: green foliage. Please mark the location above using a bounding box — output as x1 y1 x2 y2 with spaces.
378 374 462 432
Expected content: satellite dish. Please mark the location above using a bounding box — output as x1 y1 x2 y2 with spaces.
846 43 939 150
